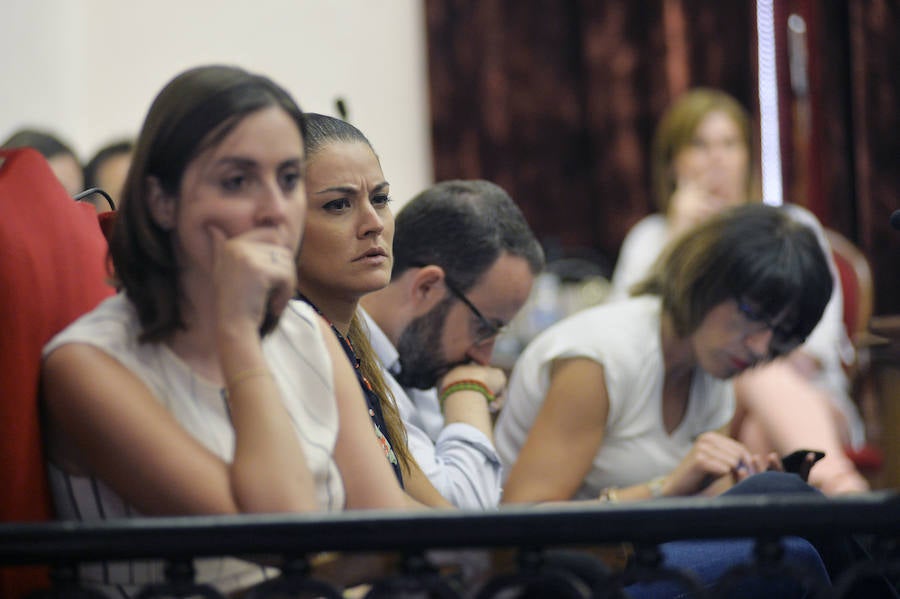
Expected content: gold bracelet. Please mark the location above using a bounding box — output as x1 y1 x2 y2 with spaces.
226 366 271 390
598 487 619 503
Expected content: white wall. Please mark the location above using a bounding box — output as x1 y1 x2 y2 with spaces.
0 0 433 208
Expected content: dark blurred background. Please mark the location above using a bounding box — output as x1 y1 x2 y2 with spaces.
425 0 898 316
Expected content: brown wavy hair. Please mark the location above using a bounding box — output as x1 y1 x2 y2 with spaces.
348 313 413 474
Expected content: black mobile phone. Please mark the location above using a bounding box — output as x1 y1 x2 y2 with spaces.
781 449 826 474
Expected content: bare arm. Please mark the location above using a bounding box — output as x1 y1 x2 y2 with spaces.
439 364 507 440
219 321 320 513
43 227 321 515
734 360 869 494
606 420 769 501
402 458 454 509
499 357 761 504
210 225 320 512
42 342 317 515
502 358 609 503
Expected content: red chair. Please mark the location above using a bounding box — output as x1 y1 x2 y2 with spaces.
824 228 885 478
0 148 115 597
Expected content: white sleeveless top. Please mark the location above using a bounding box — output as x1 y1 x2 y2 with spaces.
608 206 863 446
495 296 735 500
42 294 344 595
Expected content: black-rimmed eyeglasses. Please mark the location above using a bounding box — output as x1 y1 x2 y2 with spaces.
734 298 803 356
409 262 507 344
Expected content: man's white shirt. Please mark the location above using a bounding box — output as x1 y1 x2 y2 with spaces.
360 308 503 509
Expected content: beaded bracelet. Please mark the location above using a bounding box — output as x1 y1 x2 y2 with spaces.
439 379 496 409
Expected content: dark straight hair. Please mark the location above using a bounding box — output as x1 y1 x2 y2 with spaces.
1 128 78 161
303 112 373 158
84 139 134 189
110 65 307 342
392 179 545 291
632 203 832 357
298 111 414 473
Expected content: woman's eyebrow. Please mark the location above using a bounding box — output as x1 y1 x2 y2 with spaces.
214 156 258 168
314 181 390 195
214 156 303 168
314 184 358 195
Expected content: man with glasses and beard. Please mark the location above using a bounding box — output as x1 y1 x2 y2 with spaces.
360 180 544 509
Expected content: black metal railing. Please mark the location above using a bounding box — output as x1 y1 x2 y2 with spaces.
2 491 899 598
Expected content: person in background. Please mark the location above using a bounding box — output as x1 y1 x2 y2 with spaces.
40 65 407 597
499 203 834 502
608 88 868 495
2 128 84 196
295 113 452 508
83 138 134 212
359 179 544 509
358 184 832 598
497 204 836 596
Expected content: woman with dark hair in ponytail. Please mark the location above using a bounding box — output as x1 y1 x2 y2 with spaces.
296 113 451 508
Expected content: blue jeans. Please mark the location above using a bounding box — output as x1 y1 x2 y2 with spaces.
623 473 832 598
624 536 830 598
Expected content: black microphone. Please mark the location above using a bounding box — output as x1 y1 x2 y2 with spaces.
891 209 900 230
335 97 349 122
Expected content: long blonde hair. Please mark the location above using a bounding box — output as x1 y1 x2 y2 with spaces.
348 312 413 474
301 112 414 474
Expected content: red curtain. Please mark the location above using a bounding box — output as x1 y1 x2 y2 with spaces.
425 0 898 313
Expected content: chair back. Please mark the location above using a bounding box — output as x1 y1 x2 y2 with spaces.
824 228 885 475
825 228 874 345
0 148 115 597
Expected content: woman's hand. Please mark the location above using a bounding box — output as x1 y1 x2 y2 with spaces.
208 225 297 335
665 431 755 495
734 452 782 483
667 175 730 238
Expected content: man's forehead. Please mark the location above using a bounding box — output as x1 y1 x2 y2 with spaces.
467 255 536 315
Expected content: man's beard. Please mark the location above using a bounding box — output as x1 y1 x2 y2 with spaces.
394 298 461 390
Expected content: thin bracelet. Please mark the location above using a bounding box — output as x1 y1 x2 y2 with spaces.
439 379 495 409
647 476 667 498
226 366 271 390
598 487 619 503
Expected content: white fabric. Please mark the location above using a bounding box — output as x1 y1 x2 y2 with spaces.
42 295 344 595
607 206 863 447
360 308 503 509
607 213 668 301
495 296 735 500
